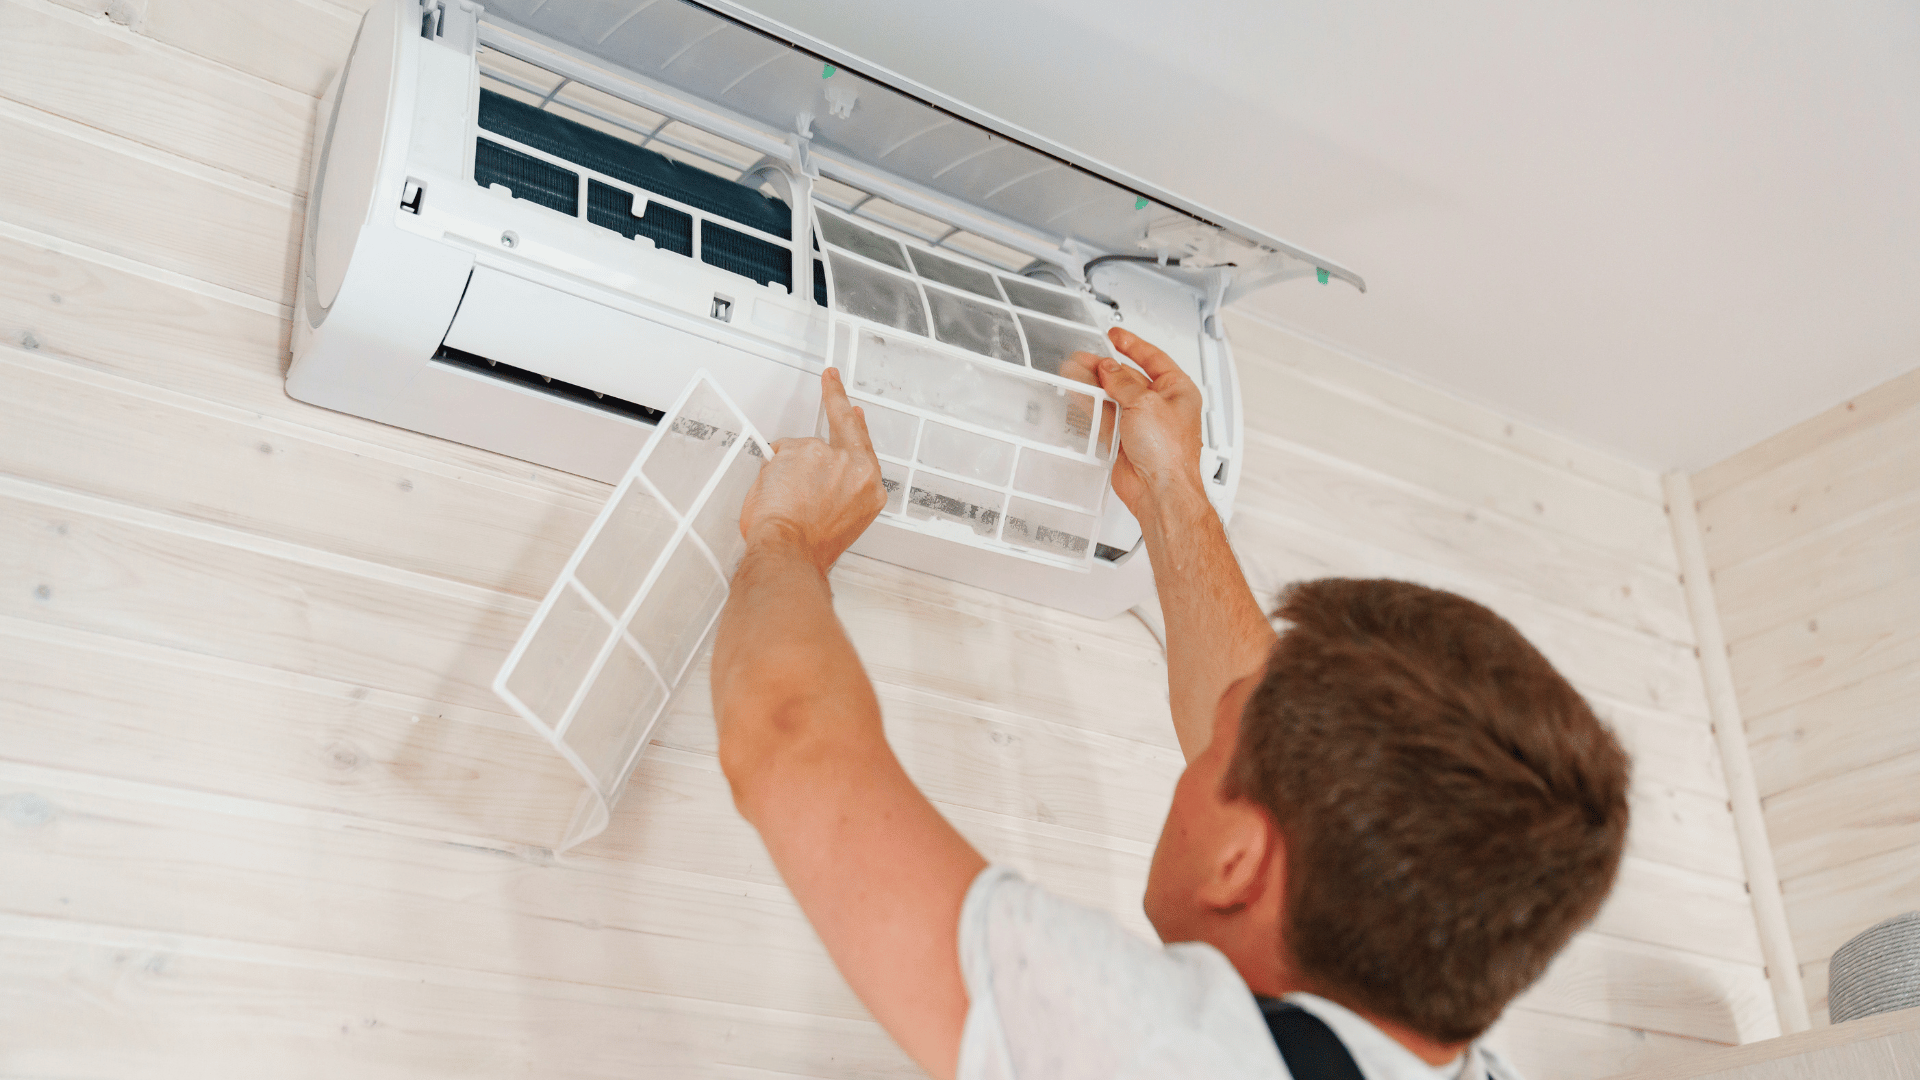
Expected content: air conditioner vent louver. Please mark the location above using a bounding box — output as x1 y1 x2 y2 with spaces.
433 344 666 425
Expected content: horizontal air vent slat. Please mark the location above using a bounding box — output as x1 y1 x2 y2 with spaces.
433 344 664 425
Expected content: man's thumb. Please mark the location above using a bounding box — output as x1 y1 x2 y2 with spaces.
1095 355 1153 406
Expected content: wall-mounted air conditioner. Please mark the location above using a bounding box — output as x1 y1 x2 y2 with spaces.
290 0 1362 845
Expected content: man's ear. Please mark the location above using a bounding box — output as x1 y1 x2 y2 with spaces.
1197 800 1279 913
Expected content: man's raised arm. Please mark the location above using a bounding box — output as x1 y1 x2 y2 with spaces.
710 368 985 1080
1091 330 1278 761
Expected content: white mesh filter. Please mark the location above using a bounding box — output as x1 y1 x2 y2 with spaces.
1001 275 1097 325
926 287 1023 365
494 372 770 851
829 252 928 335
816 206 1121 571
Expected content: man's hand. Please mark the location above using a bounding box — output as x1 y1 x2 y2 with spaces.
714 368 985 1080
1074 328 1276 763
739 367 887 575
1076 328 1207 518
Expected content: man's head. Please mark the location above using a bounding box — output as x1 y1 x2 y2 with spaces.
1143 578 1631 1045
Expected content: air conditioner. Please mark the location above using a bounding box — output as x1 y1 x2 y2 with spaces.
291 0 1363 845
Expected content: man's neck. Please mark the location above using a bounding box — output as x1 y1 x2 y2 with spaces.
1239 972 1468 1068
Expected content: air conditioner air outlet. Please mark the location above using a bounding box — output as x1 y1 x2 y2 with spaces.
432 344 665 425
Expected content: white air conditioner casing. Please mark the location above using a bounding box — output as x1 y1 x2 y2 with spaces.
290 0 1363 621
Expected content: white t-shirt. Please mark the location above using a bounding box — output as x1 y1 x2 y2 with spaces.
955 866 1524 1080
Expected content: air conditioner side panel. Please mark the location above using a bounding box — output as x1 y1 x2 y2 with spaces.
289 0 474 415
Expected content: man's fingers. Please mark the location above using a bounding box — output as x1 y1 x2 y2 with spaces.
1108 328 1184 384
1093 352 1155 406
820 367 874 454
1058 350 1101 388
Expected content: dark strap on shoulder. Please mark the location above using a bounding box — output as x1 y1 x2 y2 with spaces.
1256 998 1367 1080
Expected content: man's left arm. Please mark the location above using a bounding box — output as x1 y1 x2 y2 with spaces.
711 368 986 1080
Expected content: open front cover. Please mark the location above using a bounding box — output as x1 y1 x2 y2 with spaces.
494 372 771 850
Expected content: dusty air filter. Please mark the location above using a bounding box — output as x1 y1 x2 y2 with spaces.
1829 911 1920 1023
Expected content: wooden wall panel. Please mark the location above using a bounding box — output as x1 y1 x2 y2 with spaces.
0 4 1769 1077
142 0 362 97
0 919 920 1080
1692 363 1920 1026
0 0 314 192
0 101 299 302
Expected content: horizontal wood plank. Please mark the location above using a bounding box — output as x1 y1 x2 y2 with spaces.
0 768 1765 1046
651 675 1180 846
1515 932 1775 1044
1712 487 1920 644
1232 428 1693 644
0 920 914 1080
1622 783 1747 883
1228 507 1711 719
0 764 1766 1045
1697 392 1920 571
0 0 315 193
0 616 1752 967
1602 699 1726 802
1486 1008 1724 1080
1745 662 1920 799
1592 858 1763 967
0 347 598 599
0 623 583 844
1234 358 1677 572
0 484 531 715
0 99 298 302
0 479 1181 752
1779 839 1920 965
0 769 874 1021
1691 365 1920 503
0 231 627 504
1764 745 1920 883
1225 311 1666 504
142 0 359 98
1726 575 1920 720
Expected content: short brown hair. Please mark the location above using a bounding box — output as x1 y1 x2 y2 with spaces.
1226 578 1630 1044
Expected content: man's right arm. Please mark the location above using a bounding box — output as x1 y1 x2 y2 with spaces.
1091 330 1278 761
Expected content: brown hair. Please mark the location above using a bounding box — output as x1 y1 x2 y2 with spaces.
1226 578 1630 1044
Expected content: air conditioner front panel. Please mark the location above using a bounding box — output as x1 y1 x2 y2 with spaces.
439 265 823 446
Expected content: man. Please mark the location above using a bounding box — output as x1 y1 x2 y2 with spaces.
709 328 1631 1079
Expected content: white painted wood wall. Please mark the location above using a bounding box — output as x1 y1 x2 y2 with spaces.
0 0 1784 1074
1691 367 1920 1027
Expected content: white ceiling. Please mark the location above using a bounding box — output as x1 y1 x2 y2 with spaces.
729 0 1920 469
